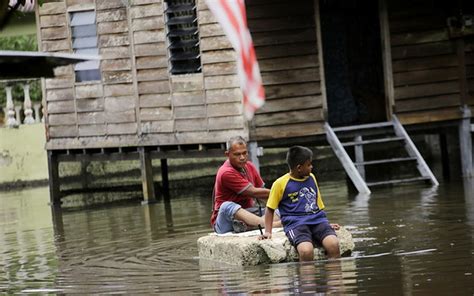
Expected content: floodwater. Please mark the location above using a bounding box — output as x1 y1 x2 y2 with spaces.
1 178 473 295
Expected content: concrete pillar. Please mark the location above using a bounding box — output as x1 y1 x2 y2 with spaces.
248 141 262 173
5 86 18 128
22 83 35 124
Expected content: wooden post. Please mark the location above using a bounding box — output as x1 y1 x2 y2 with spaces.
456 39 468 106
160 158 170 201
456 38 473 177
248 141 261 173
50 205 65 242
354 135 366 180
379 0 395 119
459 106 473 177
139 147 156 204
47 150 61 206
439 133 451 179
314 0 328 121
80 160 89 189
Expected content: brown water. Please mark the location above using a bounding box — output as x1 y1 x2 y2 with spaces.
1 179 473 295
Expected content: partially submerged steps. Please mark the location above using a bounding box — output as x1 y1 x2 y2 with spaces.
325 115 438 193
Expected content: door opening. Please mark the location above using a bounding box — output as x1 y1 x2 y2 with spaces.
320 0 387 127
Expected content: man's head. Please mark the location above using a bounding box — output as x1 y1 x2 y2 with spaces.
225 136 248 170
286 146 313 177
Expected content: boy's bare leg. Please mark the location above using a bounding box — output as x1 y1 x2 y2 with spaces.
322 235 340 258
296 242 314 261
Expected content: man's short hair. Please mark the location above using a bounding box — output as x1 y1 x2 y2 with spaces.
286 146 313 169
226 136 247 151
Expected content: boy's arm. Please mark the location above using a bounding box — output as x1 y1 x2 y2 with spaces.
259 207 274 239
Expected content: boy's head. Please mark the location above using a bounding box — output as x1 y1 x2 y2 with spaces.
286 146 313 177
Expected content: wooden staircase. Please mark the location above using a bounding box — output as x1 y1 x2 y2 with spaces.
325 115 438 194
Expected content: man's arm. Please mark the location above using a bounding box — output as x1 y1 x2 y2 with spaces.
242 184 270 200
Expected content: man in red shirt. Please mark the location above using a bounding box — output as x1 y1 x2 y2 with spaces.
211 136 280 233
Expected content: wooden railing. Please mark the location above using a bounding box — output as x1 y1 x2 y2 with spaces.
1 79 43 127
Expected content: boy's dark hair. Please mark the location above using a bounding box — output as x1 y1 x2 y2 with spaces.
286 146 313 170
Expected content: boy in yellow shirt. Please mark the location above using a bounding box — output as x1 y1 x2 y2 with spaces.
260 146 340 261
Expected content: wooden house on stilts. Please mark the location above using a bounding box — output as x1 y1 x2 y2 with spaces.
36 0 473 205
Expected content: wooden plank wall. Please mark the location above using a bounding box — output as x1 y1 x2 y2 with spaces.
246 0 325 140
388 0 474 125
38 1 76 139
38 0 248 150
198 1 248 139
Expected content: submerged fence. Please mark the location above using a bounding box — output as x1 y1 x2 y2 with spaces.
1 79 43 127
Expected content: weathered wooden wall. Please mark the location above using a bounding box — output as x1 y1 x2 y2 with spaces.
246 0 325 140
37 0 473 151
387 0 474 124
38 0 247 150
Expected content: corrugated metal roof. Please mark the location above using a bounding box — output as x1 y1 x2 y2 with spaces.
0 50 99 79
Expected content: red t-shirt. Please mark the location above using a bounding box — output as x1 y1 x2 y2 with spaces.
210 159 264 226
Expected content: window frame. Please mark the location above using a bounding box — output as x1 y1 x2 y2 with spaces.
164 0 202 75
69 8 101 83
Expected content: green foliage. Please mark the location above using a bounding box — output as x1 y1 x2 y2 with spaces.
0 33 37 51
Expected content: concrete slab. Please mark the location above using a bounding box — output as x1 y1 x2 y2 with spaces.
197 226 355 266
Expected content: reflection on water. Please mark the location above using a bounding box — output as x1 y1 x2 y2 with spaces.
0 179 473 294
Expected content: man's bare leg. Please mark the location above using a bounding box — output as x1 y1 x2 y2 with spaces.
234 208 281 228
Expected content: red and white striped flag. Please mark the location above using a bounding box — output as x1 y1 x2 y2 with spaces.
206 0 265 120
9 0 35 12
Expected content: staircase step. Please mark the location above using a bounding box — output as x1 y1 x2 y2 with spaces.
355 157 417 166
342 136 405 147
366 176 431 187
332 121 393 132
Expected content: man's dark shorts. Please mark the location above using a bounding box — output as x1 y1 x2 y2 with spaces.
286 222 336 247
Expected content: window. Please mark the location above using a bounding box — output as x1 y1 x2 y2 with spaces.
164 0 202 75
70 10 101 82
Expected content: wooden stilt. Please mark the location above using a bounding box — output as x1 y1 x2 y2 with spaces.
459 106 473 177
50 205 65 242
248 141 261 173
160 158 170 201
439 133 450 179
139 147 156 204
164 199 174 232
80 159 89 189
47 150 61 206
